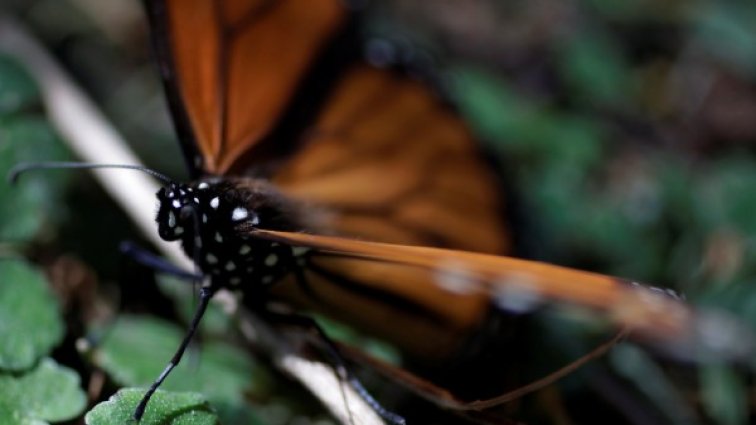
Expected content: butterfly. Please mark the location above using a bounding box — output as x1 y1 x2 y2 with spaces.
9 0 695 423
136 0 700 421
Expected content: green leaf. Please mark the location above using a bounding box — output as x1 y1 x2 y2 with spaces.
0 260 64 371
555 31 635 107
0 403 47 425
0 358 86 423
0 117 71 241
700 363 748 425
85 388 217 425
451 67 534 149
94 315 264 424
0 55 39 117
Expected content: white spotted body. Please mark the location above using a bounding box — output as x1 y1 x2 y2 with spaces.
155 178 307 291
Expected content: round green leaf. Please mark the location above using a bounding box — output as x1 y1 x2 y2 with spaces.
0 358 86 423
0 55 39 117
0 403 47 425
85 388 217 425
95 315 263 424
0 260 64 371
96 315 257 395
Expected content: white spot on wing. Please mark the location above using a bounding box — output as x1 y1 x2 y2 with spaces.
434 260 477 295
210 197 219 209
292 246 310 257
239 245 251 255
225 261 236 271
174 226 184 235
493 274 542 314
168 211 176 228
206 253 218 264
265 254 278 267
172 200 181 209
198 182 209 190
215 232 223 243
231 207 248 221
202 214 208 224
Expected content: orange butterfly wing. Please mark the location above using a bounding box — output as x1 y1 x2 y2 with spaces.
258 229 692 359
265 64 514 355
273 64 511 254
148 0 347 175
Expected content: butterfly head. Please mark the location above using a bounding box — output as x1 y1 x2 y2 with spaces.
155 179 262 242
155 182 198 241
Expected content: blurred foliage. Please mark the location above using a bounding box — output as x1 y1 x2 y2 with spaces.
2 0 756 424
609 344 696 424
0 260 85 424
0 54 38 115
93 315 266 425
0 59 86 423
0 54 72 242
0 358 86 424
0 261 63 371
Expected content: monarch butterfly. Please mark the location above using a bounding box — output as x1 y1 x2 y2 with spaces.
9 0 696 423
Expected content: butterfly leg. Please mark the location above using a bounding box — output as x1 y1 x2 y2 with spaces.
120 241 201 281
133 285 216 420
263 309 407 425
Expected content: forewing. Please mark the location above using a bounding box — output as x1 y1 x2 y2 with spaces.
256 228 693 359
144 0 347 175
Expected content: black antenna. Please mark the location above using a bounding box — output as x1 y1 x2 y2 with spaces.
8 161 174 185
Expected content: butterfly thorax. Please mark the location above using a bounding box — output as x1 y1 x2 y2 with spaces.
155 177 306 290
